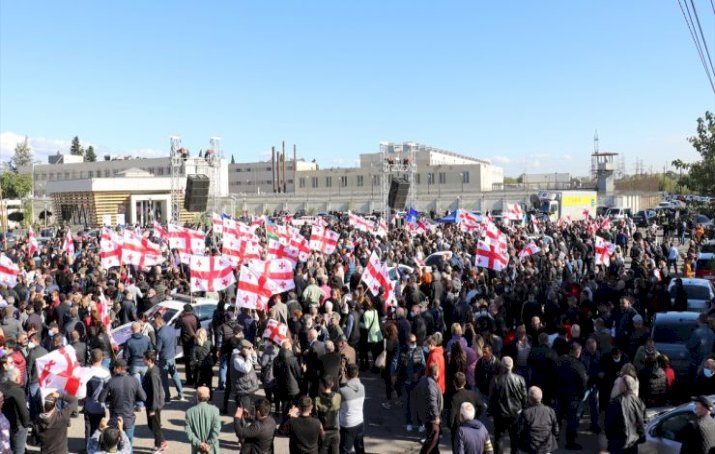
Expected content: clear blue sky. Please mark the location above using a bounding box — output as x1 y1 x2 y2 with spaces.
1 1 713 176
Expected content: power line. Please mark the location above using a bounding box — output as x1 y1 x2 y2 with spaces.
690 0 715 79
678 0 715 93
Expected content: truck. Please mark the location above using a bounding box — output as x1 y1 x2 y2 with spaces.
534 190 598 222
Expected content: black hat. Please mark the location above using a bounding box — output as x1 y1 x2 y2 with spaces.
693 395 714 409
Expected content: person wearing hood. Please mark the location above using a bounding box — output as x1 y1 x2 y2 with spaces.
454 402 494 454
36 391 78 454
339 363 366 454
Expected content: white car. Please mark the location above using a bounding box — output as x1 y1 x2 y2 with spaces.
386 264 414 281
111 297 218 359
641 396 715 453
668 278 715 312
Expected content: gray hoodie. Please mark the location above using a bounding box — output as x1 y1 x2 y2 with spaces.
339 378 365 428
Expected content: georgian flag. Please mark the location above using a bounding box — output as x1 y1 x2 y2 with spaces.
153 221 168 242
99 228 122 269
348 212 375 233
475 240 509 272
251 215 265 227
63 230 75 256
27 228 39 257
289 232 311 262
189 255 236 293
600 217 612 231
518 242 541 261
263 319 289 345
309 225 339 255
211 213 224 234
375 219 389 238
267 237 299 266
0 255 19 287
595 236 617 266
222 234 261 267
37 345 95 399
360 251 397 306
121 232 163 268
168 224 205 264
236 265 280 311
248 258 296 292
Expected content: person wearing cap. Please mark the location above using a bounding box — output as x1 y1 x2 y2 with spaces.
230 339 259 417
679 395 715 454
604 374 646 454
99 358 147 446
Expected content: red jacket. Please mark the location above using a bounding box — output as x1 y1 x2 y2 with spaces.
425 346 446 394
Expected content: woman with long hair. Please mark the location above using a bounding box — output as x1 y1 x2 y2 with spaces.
381 322 401 409
190 328 215 400
445 341 468 403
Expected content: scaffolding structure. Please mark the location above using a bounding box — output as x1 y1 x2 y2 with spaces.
169 136 184 224
380 142 417 219
208 137 222 211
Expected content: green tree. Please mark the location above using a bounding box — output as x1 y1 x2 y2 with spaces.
70 136 84 156
0 172 32 198
11 136 33 169
85 145 97 162
682 111 715 194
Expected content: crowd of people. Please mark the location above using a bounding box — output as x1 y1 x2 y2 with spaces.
0 208 714 454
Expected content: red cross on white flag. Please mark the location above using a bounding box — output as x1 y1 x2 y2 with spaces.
211 213 224 234
309 225 339 255
189 255 236 293
518 241 541 261
63 229 75 256
236 265 279 311
100 228 122 269
27 228 39 257
263 319 289 345
475 240 509 271
0 255 19 287
594 236 615 267
248 258 296 292
168 224 206 264
36 345 94 399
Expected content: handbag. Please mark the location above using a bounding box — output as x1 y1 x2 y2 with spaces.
375 339 387 369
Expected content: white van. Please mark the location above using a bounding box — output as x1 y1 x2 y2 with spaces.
606 207 632 220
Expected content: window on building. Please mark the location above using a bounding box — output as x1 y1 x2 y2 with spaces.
462 171 470 184
49 173 54 180
148 167 154 175
266 167 271 171
326 176 332 188
157 167 164 175
311 177 318 188
372 175 380 186
299 177 306 188
438 172 446 184
113 169 119 176
105 170 111 177
64 172 70 179
339 176 347 187
428 173 435 185
236 168 242 172
88 171 93 178
415 174 421 185
357 175 364 187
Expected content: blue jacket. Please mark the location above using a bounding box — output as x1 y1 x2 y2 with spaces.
155 325 177 362
454 419 493 454
123 333 152 368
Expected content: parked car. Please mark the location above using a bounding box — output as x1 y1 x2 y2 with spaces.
111 297 218 360
640 394 715 454
668 278 715 312
606 207 633 220
633 209 657 227
386 264 414 281
695 252 715 280
651 311 699 382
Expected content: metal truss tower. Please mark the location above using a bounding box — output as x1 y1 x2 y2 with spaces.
170 136 183 224
208 136 222 211
380 142 417 220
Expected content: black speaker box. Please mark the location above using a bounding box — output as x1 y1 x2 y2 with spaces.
184 175 210 212
388 177 410 209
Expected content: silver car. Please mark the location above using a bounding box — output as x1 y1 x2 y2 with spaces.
640 395 715 453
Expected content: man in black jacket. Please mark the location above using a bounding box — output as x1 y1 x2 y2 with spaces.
489 356 527 454
449 372 485 446
420 363 443 454
679 395 715 454
516 386 559 454
555 342 588 450
0 367 30 454
99 358 147 447
142 350 166 453
273 339 303 421
234 398 276 454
